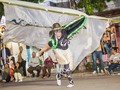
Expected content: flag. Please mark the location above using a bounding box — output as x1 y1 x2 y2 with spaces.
1 0 109 70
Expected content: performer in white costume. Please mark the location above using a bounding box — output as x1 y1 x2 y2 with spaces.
39 23 74 88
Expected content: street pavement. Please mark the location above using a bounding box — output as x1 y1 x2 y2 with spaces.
0 72 120 90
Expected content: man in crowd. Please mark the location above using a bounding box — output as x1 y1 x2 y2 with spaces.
27 52 41 77
0 43 11 67
108 47 120 74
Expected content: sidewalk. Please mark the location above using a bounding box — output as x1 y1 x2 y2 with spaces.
0 70 120 83
22 71 109 82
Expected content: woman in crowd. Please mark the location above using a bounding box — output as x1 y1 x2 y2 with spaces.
2 63 11 82
14 62 23 82
42 56 54 78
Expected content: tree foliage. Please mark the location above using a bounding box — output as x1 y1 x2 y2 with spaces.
77 0 113 15
0 0 114 17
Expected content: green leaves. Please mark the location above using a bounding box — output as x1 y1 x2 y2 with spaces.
77 0 113 15
85 4 94 14
0 0 113 17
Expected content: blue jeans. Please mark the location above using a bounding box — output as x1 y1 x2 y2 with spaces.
92 51 104 72
2 71 11 82
104 43 110 54
108 63 119 74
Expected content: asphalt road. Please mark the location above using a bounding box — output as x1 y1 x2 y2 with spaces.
0 73 120 90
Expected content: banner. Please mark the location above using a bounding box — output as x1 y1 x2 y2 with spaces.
2 1 109 70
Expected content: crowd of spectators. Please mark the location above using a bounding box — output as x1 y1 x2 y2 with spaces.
0 24 120 83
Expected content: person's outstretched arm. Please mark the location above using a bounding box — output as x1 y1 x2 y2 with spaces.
39 44 51 56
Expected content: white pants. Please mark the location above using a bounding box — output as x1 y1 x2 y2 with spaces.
54 48 73 70
14 73 23 80
56 64 64 74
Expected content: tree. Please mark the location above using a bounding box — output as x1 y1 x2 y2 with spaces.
21 0 113 15
0 0 114 18
77 0 113 15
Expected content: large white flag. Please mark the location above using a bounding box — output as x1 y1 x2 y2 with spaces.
1 0 109 70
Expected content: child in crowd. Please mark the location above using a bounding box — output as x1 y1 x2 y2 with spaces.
9 57 16 81
9 56 15 68
9 63 15 82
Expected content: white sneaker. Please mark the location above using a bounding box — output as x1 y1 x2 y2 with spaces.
101 70 104 73
57 79 61 86
19 79 23 82
2 80 6 83
15 80 18 82
92 71 97 74
67 84 74 88
118 73 120 75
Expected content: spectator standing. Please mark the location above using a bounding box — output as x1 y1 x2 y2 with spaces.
0 43 11 67
17 46 26 76
92 45 104 74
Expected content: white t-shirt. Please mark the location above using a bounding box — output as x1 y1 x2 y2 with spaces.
28 57 39 67
109 53 120 62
